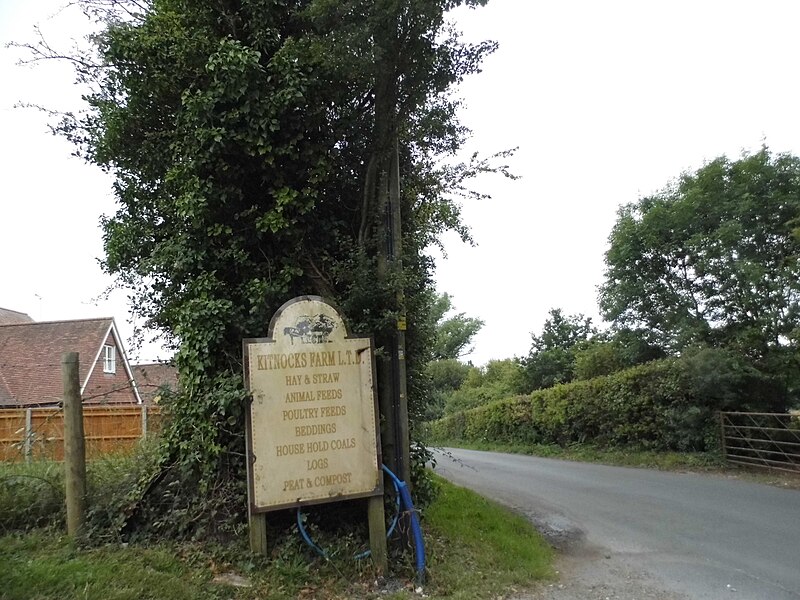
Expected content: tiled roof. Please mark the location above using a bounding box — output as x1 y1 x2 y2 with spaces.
0 373 13 404
0 307 34 325
132 362 179 403
0 318 118 407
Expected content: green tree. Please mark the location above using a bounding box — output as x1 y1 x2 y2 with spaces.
429 292 485 360
424 358 471 420
427 359 472 394
442 358 525 415
600 148 800 355
599 148 800 400
41 0 501 535
422 292 483 419
481 358 526 395
521 308 595 391
574 329 666 380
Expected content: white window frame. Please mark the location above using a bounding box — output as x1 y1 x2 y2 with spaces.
102 344 116 374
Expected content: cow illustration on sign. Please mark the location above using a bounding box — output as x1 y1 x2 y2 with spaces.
283 314 336 344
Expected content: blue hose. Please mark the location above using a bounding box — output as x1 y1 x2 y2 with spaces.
382 465 426 584
297 508 328 558
296 471 400 560
295 465 426 584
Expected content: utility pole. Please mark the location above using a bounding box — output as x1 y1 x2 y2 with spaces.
388 140 410 487
373 5 409 490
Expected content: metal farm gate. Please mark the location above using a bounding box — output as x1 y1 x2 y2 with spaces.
719 411 800 473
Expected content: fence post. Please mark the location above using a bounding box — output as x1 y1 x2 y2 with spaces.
24 408 33 462
141 404 148 439
718 411 727 463
63 352 87 538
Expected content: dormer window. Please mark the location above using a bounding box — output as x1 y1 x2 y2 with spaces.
103 345 116 374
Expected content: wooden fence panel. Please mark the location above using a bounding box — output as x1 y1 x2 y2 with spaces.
0 405 163 462
30 408 65 461
0 409 27 461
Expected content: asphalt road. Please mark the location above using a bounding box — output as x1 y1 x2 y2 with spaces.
434 448 800 600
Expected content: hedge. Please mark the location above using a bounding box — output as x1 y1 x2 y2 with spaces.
427 354 784 452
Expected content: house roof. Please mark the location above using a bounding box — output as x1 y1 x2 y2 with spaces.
0 307 34 325
0 373 13 404
0 317 141 407
132 362 179 403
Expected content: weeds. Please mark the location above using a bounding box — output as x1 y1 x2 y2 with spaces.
0 461 553 599
0 441 163 536
0 460 65 532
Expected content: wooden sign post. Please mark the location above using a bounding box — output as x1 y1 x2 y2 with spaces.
243 296 387 571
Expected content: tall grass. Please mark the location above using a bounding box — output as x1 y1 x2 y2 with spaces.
0 460 65 532
1 464 554 600
0 441 161 535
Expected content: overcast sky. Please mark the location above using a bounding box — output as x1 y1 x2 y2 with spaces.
3 1 800 365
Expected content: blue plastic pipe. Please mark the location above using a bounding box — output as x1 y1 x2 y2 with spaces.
295 465 426 585
382 464 426 584
297 508 328 558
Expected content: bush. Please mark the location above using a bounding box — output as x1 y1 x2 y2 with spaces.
439 359 526 416
429 353 785 452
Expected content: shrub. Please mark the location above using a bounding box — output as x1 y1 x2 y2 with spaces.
429 354 784 452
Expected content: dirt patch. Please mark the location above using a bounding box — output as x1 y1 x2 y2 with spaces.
513 547 687 600
507 510 686 600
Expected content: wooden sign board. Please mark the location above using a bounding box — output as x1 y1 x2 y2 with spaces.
244 296 382 512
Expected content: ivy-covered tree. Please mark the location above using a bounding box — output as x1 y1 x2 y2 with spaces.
38 0 504 536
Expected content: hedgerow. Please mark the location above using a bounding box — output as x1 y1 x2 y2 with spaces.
429 352 785 452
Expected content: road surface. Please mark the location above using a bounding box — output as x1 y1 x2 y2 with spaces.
434 448 800 600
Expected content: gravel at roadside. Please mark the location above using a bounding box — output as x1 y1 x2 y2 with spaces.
514 549 687 600
508 507 687 600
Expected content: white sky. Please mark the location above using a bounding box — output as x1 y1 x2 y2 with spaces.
3 1 800 365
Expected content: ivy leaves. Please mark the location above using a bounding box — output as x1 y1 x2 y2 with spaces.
48 0 502 530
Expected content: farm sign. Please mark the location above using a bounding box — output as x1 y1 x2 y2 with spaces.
243 296 382 512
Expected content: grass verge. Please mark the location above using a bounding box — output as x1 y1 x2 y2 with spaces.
0 475 553 600
423 474 553 599
428 438 800 489
428 438 725 471
0 530 223 600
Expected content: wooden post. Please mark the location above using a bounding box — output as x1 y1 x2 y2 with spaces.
141 404 148 439
62 352 87 538
249 512 268 555
718 411 728 463
376 165 398 480
23 408 33 462
245 412 269 555
368 495 388 573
